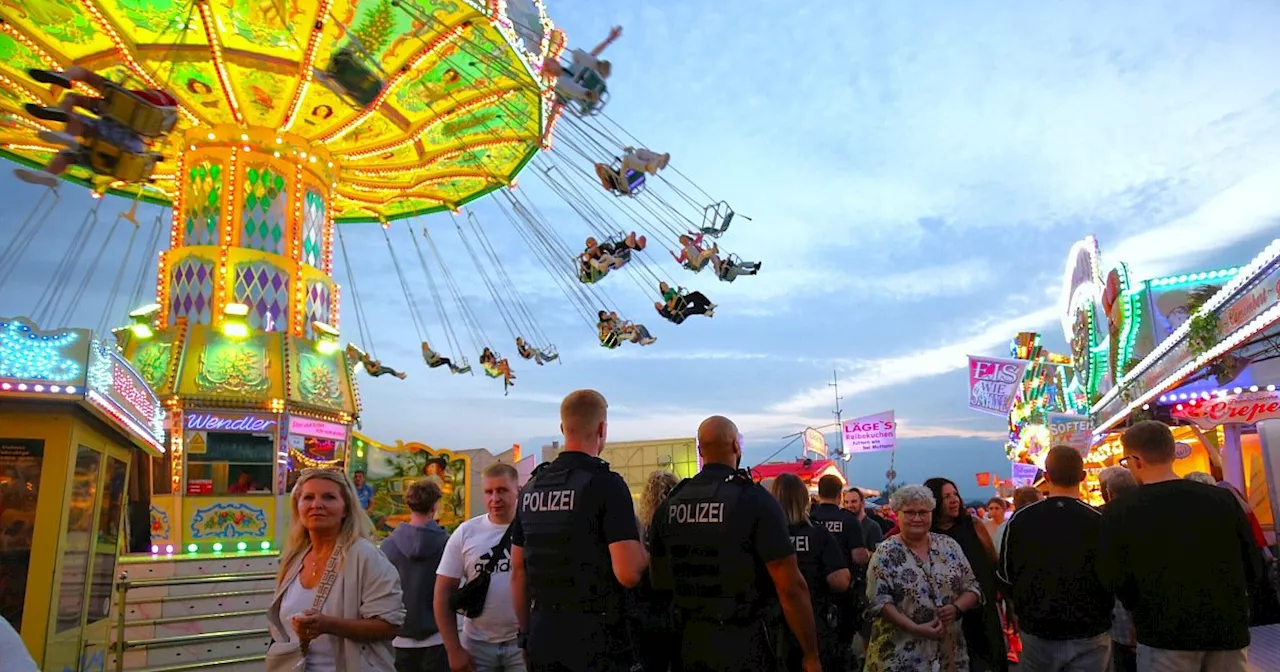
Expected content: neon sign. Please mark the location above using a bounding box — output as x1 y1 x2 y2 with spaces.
288 417 347 441
0 317 88 383
186 412 277 433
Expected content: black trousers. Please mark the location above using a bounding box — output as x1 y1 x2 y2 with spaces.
676 618 774 672
395 644 449 672
528 608 633 672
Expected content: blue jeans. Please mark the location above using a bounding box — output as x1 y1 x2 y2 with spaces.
467 637 526 672
1020 631 1111 672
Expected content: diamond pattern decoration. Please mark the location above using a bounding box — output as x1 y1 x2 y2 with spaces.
302 189 326 268
233 261 290 332
169 257 214 325
305 281 332 338
240 163 287 255
183 161 222 246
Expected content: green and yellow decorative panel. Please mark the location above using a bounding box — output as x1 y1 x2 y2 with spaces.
240 163 288 256
0 0 551 219
286 336 355 413
301 188 326 269
128 333 179 395
177 325 284 401
183 160 224 247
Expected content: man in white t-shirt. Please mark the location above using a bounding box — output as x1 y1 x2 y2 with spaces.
434 463 524 671
0 616 38 671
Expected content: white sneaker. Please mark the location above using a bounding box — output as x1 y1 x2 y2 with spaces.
639 336 657 345
37 130 76 147
13 168 58 188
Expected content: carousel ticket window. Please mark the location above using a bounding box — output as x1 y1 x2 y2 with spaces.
185 431 275 496
0 439 43 632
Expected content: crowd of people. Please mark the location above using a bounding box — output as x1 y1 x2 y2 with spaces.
240 392 1278 672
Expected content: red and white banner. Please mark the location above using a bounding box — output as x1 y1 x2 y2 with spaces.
1172 390 1280 428
976 472 992 487
968 356 1029 416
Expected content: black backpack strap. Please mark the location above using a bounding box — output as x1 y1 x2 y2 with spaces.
480 524 514 576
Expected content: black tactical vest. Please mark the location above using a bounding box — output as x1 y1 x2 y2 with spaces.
518 457 618 610
661 469 765 622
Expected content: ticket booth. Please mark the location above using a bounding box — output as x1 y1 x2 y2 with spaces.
0 317 165 671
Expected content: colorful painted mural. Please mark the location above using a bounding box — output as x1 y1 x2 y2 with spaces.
188 501 269 540
353 436 470 534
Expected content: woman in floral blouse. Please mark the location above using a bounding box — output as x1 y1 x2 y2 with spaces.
865 484 982 672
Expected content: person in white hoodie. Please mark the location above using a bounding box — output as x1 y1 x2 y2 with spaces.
381 479 451 671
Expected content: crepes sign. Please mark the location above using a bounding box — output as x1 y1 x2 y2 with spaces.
1171 391 1280 428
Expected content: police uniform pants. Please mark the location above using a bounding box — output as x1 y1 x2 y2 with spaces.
676 618 774 672
527 608 633 672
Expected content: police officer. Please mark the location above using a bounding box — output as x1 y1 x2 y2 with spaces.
810 474 867 668
510 389 648 672
770 473 851 672
649 415 821 672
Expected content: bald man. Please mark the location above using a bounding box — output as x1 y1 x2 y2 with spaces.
510 389 647 671
649 416 821 672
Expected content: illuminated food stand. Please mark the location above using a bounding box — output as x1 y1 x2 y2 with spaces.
0 316 165 672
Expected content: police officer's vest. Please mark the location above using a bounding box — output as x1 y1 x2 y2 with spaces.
518 457 619 611
662 469 767 622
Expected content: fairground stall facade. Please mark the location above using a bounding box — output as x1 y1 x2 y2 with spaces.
1060 237 1280 528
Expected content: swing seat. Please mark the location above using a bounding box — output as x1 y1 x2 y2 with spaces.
99 82 178 139
599 329 621 349
605 162 645 197
579 265 607 284
701 201 736 237
77 136 161 183
561 66 609 117
482 363 503 378
326 48 384 107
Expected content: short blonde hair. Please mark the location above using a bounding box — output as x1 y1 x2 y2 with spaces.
561 389 607 439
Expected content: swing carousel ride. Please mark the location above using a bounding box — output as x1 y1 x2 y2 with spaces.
0 0 760 422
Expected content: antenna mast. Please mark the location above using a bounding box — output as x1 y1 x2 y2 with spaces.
830 368 845 478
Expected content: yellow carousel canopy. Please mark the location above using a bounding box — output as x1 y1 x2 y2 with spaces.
0 0 556 221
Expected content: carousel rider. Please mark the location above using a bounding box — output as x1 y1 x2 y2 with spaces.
656 281 715 324
715 255 763 282
479 347 516 393
347 345 407 379
515 337 558 365
621 147 671 175
607 310 657 346
421 341 471 374
671 232 721 272
16 67 177 188
543 26 622 107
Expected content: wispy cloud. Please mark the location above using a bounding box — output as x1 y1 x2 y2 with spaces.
771 305 1060 414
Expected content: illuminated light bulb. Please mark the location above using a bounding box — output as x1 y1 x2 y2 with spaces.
207 132 215 140
237 541 248 551
1250 385 1259 392
189 144 196 151
244 145 251 152
50 385 60 392
66 386 75 393
1234 387 1243 394
151 545 159 554
212 542 223 552
33 385 43 392
276 137 283 144
240 133 248 141
274 151 280 158
260 541 271 550
187 544 198 553
16 384 26 391
300 151 307 158
165 545 174 554
1141 404 1150 410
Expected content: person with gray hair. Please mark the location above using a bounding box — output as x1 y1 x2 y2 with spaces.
864 484 980 671
1097 464 1138 671
1183 471 1216 486
1097 466 1137 505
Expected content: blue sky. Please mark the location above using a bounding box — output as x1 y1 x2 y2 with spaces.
3 0 1280 496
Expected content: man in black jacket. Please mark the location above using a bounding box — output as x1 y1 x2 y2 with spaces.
381 479 450 671
1100 420 1264 671
999 445 1112 670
